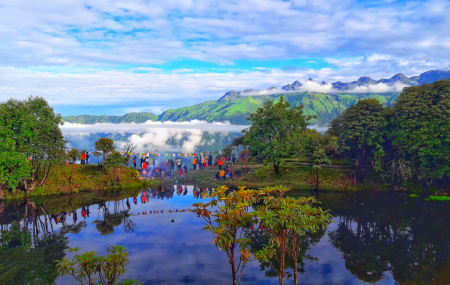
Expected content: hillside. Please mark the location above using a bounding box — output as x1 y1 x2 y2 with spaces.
63 112 158 124
158 91 400 125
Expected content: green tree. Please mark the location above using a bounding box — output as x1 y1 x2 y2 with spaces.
243 96 313 174
391 79 450 184
95 138 115 161
0 152 30 197
0 96 66 193
104 151 128 185
332 98 387 181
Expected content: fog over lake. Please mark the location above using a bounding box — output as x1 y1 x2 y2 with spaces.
60 120 248 154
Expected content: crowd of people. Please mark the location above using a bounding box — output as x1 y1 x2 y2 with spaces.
133 153 247 180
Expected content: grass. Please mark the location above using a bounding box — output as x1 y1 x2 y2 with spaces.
235 163 357 190
3 164 159 200
409 194 420 198
425 195 450 201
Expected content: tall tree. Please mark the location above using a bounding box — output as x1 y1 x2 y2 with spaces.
243 97 313 174
334 98 387 180
391 79 450 184
0 96 66 193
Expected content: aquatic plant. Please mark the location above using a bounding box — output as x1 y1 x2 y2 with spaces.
425 195 450 201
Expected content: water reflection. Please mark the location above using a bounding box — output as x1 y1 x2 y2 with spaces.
1 189 450 284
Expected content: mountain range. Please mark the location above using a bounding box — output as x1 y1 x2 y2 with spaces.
63 69 450 126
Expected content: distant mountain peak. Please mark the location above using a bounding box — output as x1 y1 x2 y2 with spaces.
218 90 240 102
320 80 327 85
306 78 315 82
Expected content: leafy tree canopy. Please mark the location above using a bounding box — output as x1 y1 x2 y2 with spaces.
243 96 313 174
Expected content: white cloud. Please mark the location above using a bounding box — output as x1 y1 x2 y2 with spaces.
61 120 247 153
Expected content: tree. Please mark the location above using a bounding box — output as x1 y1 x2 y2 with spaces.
254 187 332 285
95 138 115 161
243 96 313 174
193 186 266 285
312 146 331 190
104 151 128 185
122 143 136 161
391 79 450 184
0 152 30 197
0 96 66 193
93 151 103 165
333 98 387 181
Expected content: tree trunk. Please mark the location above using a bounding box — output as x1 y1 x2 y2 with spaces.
230 248 237 285
279 239 286 285
292 235 298 285
316 169 319 190
274 163 280 175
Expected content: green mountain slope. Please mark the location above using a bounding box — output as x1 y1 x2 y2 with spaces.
63 92 400 126
158 91 400 126
63 112 158 124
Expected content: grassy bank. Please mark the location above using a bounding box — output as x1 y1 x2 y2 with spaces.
2 164 159 200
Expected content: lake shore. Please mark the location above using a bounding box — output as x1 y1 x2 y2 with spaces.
2 164 160 200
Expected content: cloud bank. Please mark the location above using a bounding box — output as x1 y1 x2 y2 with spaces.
61 120 248 153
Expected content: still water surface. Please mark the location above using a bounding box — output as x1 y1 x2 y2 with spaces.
1 186 449 284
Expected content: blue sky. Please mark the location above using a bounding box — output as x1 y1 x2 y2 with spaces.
0 0 449 115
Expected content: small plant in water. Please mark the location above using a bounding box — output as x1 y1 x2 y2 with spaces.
56 245 142 285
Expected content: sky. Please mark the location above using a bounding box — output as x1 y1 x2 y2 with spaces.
0 0 449 116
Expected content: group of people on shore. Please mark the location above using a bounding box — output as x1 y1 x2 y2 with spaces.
132 153 246 180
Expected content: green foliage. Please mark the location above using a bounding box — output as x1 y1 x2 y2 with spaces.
243 96 313 174
56 245 141 285
337 98 388 169
68 148 81 163
104 151 128 166
425 195 450 201
0 96 66 192
193 186 267 285
392 79 450 182
0 151 31 191
0 221 31 250
95 138 115 159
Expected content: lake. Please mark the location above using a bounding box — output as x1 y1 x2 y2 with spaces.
1 186 449 284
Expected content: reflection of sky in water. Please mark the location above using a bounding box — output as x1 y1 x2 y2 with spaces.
52 186 396 285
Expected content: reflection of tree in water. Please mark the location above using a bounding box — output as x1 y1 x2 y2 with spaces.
328 192 450 284
0 201 86 285
93 199 136 235
244 227 325 279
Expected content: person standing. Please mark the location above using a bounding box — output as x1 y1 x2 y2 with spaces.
218 155 223 170
192 157 196 170
86 151 90 164
203 155 208 168
232 154 236 165
81 152 86 165
208 154 213 167
133 156 137 168
176 158 182 171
